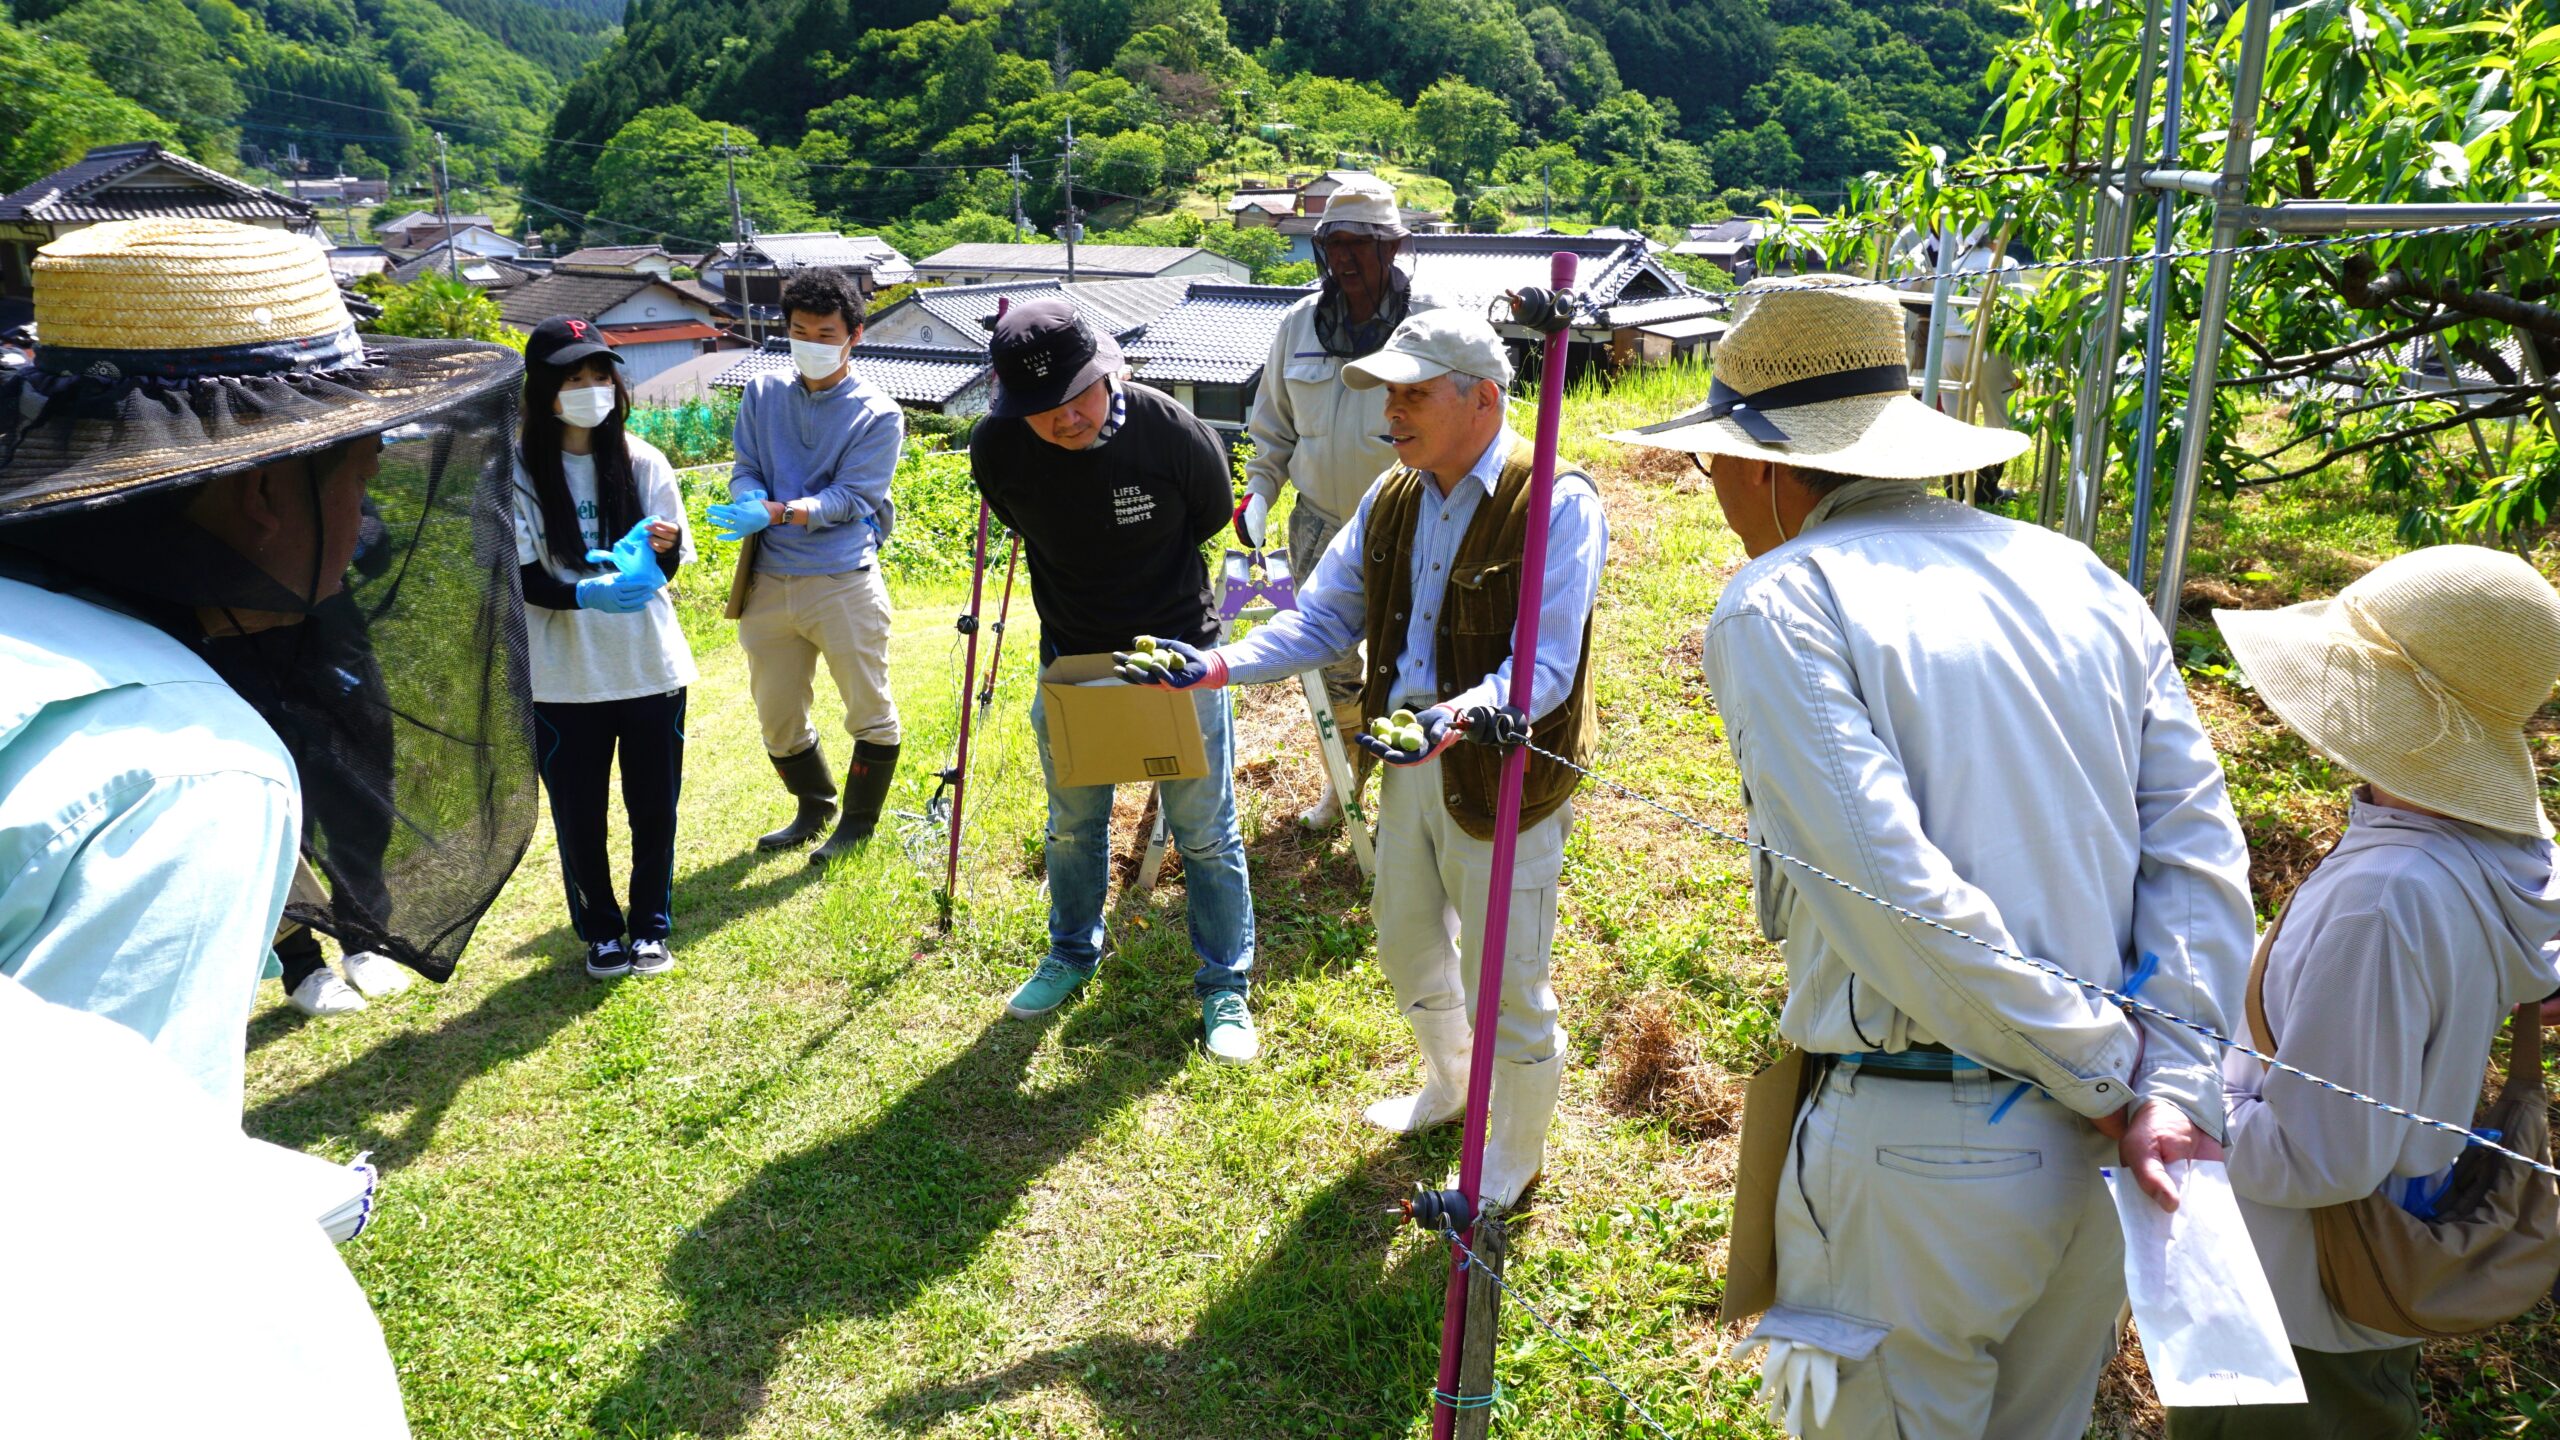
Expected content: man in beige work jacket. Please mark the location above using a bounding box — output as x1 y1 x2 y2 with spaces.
1616 278 2254 1439
1241 174 1436 829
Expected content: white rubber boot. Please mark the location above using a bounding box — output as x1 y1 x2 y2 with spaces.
1298 775 1343 830
1478 1050 1565 1211
1362 1004 1473 1133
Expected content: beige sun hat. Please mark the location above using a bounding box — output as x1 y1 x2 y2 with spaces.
1315 174 1409 238
1608 274 2027 480
2215 545 2560 837
0 218 518 522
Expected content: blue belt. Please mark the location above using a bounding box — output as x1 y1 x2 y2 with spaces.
1827 1045 2007 1082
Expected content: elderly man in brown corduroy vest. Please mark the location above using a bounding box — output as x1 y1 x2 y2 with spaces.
1117 309 1608 1208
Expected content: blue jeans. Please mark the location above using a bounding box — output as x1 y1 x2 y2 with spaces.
1029 683 1254 995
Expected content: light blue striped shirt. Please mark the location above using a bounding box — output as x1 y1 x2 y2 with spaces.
1218 429 1607 717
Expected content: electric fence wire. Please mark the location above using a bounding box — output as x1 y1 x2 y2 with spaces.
1521 741 2560 1181
1429 1224 1683 1440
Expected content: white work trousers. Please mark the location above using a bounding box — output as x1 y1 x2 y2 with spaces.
1773 1061 2124 1439
1371 756 1566 1063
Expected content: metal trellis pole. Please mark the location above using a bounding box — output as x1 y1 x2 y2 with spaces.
2151 0 2275 631
2066 0 2165 544
976 534 1022 723
1430 250 1577 1440
2124 0 2193 590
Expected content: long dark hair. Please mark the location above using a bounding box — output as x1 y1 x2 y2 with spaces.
519 353 640 570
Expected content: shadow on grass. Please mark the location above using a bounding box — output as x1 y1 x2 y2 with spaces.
586 999 1184 1437
244 961 612 1167
877 1153 1448 1439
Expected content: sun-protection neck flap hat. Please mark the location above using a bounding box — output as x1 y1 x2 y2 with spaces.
1342 308 1514 391
1315 174 1409 239
1608 274 2028 481
2216 545 2560 837
988 296 1122 418
0 218 520 519
0 217 536 985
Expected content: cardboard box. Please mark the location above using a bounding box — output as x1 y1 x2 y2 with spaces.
1038 653 1210 787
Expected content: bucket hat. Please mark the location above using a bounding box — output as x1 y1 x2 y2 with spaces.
987 297 1121 418
1316 175 1409 239
0 218 519 522
1608 274 2027 480
2215 545 2560 837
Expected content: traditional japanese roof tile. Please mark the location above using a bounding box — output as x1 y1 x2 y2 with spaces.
388 250 537 290
716 233 914 285
713 341 991 407
0 143 313 227
1405 233 1690 319
556 245 672 271
1121 281 1312 385
877 276 1196 349
916 242 1231 279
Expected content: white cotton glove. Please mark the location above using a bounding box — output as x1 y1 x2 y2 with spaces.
1738 1337 1838 1435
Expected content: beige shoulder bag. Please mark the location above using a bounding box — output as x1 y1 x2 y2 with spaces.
2246 894 2560 1338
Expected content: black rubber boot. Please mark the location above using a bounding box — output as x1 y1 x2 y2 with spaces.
811 739 899 866
757 743 837 850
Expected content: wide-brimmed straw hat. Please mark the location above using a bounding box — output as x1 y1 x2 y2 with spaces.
0 218 518 522
2215 545 2560 837
1608 274 2027 480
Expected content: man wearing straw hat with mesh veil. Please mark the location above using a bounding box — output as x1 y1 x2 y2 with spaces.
2170 547 2560 1440
1613 276 2254 1438
0 218 530 1111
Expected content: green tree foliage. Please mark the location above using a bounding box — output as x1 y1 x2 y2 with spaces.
1412 76 1515 189
370 270 525 346
1851 0 2560 543
0 22 181 191
592 106 815 249
36 0 243 164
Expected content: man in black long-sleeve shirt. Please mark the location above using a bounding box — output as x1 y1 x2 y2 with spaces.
971 299 1259 1063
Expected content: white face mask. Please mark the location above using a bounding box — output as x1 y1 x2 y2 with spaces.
555 384 615 429
790 337 848 382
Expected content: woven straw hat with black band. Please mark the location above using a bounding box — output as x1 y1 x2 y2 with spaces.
0 218 519 521
2216 546 2560 838
1609 274 2028 481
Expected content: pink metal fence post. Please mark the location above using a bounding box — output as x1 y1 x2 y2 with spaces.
1431 250 1578 1438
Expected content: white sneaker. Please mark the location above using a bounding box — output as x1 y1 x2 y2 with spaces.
339 950 413 998
288 970 368 1017
1298 778 1343 830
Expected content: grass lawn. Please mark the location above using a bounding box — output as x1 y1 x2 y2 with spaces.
246 373 2560 1438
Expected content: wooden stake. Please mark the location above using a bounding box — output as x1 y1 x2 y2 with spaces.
1453 1212 1508 1440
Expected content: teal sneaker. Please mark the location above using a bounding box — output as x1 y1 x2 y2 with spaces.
1005 957 1089 1019
1201 990 1260 1065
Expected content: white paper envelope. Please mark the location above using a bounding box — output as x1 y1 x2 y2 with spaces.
2106 1159 2307 1408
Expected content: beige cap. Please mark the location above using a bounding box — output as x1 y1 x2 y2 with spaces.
1342 309 1514 391
1608 274 2028 481
1316 174 1408 237
2215 545 2560 837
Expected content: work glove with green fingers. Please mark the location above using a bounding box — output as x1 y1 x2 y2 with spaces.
1112 636 1227 690
1358 706 1462 766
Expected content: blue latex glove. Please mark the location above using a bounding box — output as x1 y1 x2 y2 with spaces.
1110 637 1228 690
708 488 774 543
574 570 654 613
1357 705 1463 766
583 517 669 591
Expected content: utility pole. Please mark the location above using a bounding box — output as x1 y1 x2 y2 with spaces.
1541 162 1552 231
1007 152 1029 238
1057 116 1083 283
432 132 456 278
714 128 754 343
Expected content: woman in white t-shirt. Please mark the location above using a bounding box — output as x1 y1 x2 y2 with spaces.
511 316 698 980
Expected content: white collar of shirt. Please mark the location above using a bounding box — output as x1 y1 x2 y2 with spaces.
1420 428 1514 497
1801 477 1926 533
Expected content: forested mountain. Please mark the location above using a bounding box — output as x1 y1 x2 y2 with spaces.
532 0 2016 251
2 0 619 191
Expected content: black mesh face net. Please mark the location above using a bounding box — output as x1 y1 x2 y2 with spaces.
1 355 537 983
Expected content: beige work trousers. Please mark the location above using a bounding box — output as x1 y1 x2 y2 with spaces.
737 566 902 756
1371 756 1566 1064
1773 1061 2124 1439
